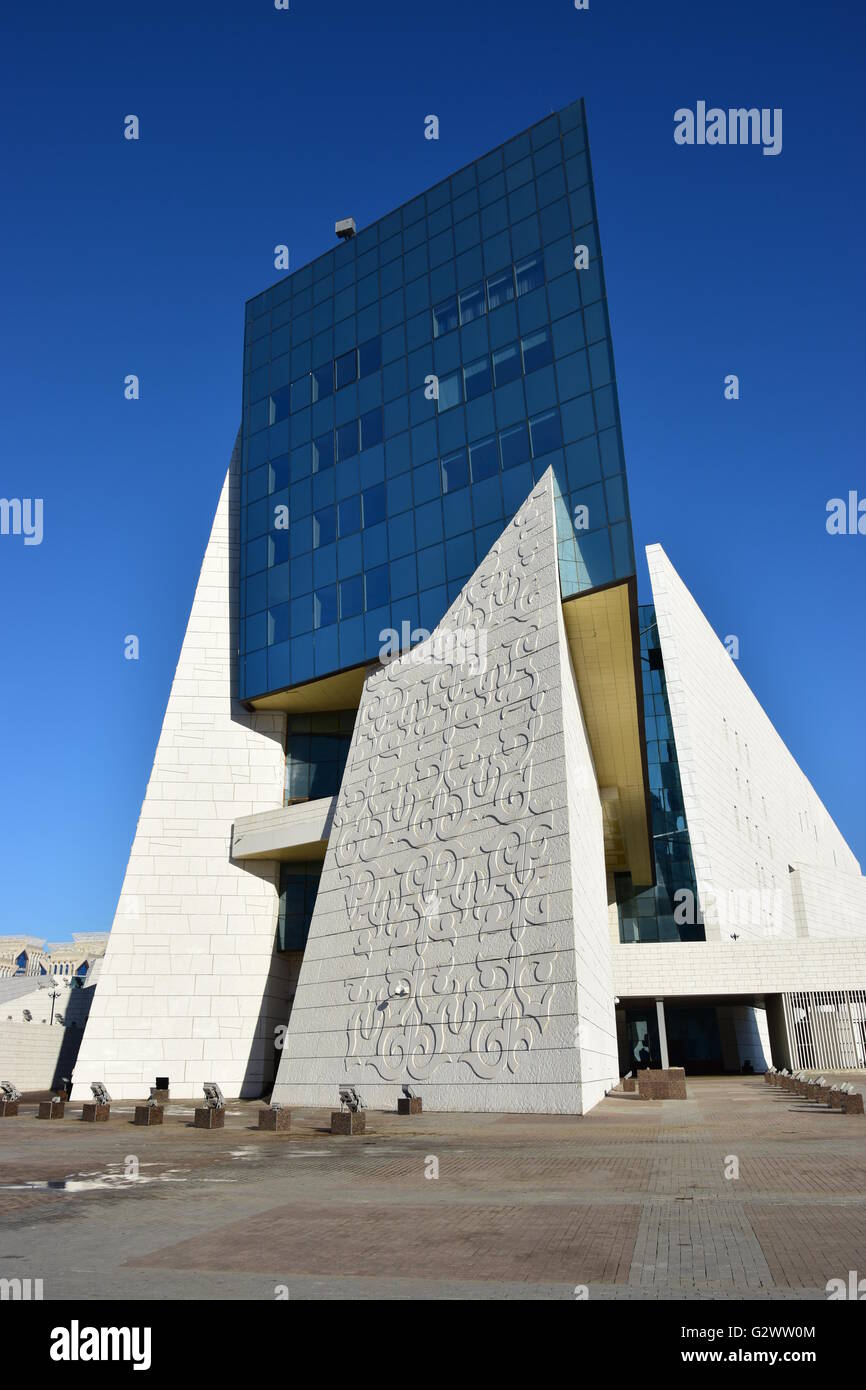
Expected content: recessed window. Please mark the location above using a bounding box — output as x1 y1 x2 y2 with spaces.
314 584 338 628
515 253 545 296
335 349 358 389
486 270 514 311
441 448 469 492
336 420 359 460
269 388 290 424
492 342 521 387
469 436 499 482
458 284 486 325
365 563 390 609
500 421 530 469
339 574 364 619
529 409 562 456
463 356 492 401
360 407 383 450
268 604 289 645
358 336 382 377
313 506 336 548
437 371 462 412
338 494 361 538
290 374 311 412
312 364 333 402
362 482 386 527
313 432 334 472
432 297 458 337
521 326 553 373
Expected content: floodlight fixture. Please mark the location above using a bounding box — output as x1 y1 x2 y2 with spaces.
402 1084 417 1100
339 1086 363 1113
1 1081 21 1103
202 1082 225 1110
90 1082 112 1105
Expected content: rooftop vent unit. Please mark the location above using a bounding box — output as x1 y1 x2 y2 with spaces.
335 217 356 241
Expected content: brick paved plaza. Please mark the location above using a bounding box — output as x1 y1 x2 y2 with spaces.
1 1076 864 1300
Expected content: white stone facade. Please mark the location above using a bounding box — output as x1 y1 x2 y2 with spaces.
271 470 618 1113
70 445 290 1101
647 543 864 946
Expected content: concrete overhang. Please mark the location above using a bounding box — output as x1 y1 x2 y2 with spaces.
231 796 336 862
247 664 367 713
562 577 654 886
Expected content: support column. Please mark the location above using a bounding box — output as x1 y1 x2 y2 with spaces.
656 999 669 1069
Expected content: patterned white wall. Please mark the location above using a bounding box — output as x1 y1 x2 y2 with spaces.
271 470 618 1113
72 445 290 1101
647 544 864 945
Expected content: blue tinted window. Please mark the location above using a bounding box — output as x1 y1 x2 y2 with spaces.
522 326 553 373
500 421 530 469
464 356 492 401
336 350 358 388
458 285 485 325
442 448 469 492
470 436 499 482
438 372 462 412
358 336 381 376
365 563 389 609
312 365 332 402
314 585 338 628
336 420 359 460
291 375 311 412
493 343 521 387
515 253 545 296
360 407 383 450
313 506 336 548
486 270 515 310
529 409 562 455
338 494 361 537
269 387 290 423
340 574 364 619
433 297 458 337
363 483 386 526
313 432 334 472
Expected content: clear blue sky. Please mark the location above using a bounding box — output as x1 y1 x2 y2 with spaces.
1 0 863 940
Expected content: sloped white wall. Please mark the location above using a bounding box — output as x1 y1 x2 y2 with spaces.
72 446 289 1101
647 544 863 945
271 469 617 1114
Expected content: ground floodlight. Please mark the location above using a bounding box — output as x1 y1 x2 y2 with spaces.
339 1086 363 1113
202 1082 225 1110
1 1081 21 1103
90 1082 112 1105
402 1084 417 1100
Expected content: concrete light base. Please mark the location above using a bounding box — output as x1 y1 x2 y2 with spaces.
194 1107 225 1130
842 1093 865 1115
258 1107 292 1132
331 1110 365 1135
397 1097 422 1115
133 1104 164 1126
37 1101 65 1119
0 1101 19 1117
81 1103 110 1122
638 1068 687 1101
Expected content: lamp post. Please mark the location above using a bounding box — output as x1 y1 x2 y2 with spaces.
48 984 61 1026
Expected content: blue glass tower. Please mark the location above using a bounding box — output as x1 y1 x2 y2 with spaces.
239 97 635 702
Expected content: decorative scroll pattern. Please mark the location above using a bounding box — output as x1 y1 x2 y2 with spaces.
329 481 560 1082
